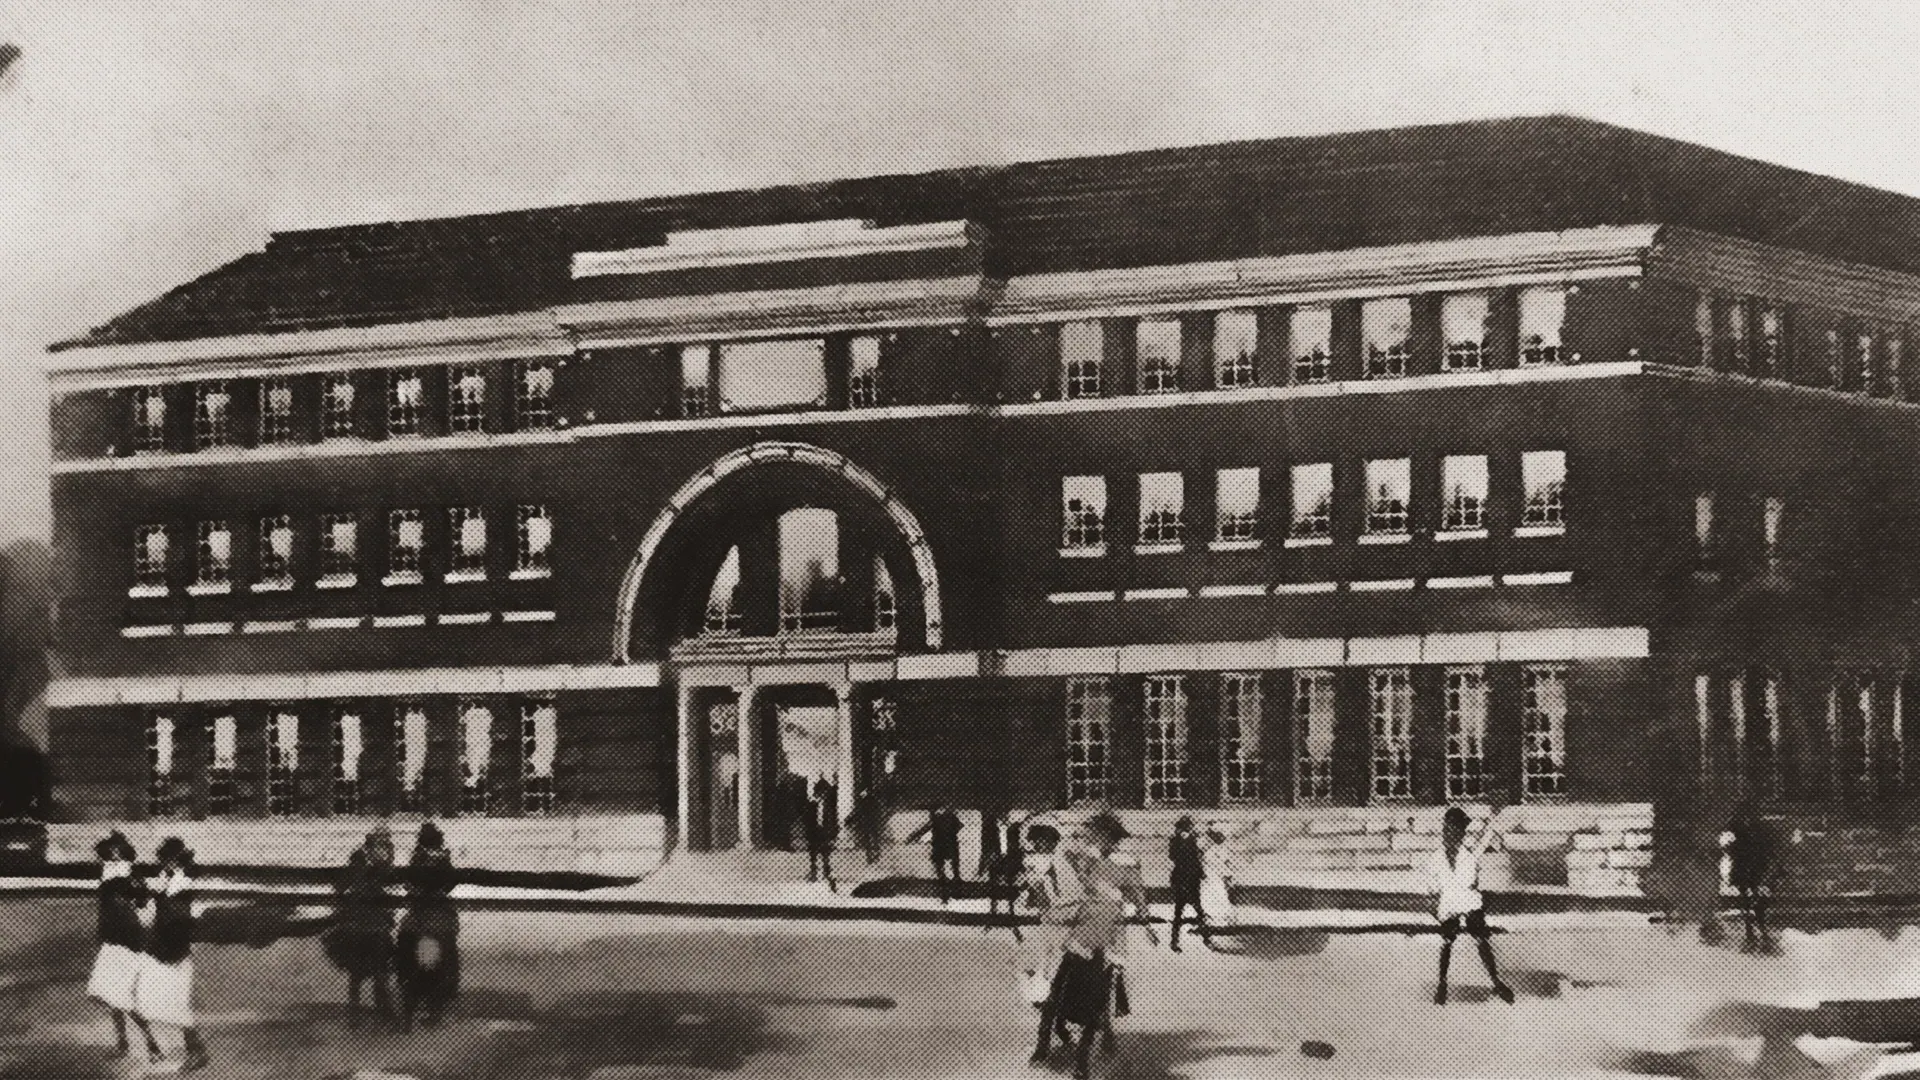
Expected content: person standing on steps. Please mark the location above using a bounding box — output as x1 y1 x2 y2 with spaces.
88 832 161 1064
1429 798 1515 1006
1167 816 1207 952
906 801 964 903
133 837 210 1072
806 776 839 891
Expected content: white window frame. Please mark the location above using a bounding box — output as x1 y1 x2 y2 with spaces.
522 697 558 815
1519 286 1567 366
319 513 359 588
514 358 556 430
1369 667 1413 802
1291 305 1333 384
1065 676 1112 805
259 377 296 445
1442 292 1491 372
704 546 743 636
1214 467 1260 548
1143 675 1190 805
1439 455 1488 536
1221 672 1263 802
1294 670 1336 804
146 712 177 818
321 373 357 440
872 556 898 633
332 708 364 815
1445 666 1488 800
387 368 425 437
193 381 233 450
1757 305 1785 375
847 336 883 408
1288 463 1334 543
1362 458 1411 540
1061 475 1107 555
1521 665 1569 799
254 515 295 592
1215 311 1258 389
1853 329 1876 393
1723 298 1752 372
266 708 299 818
1061 321 1104 400
459 701 494 815
191 520 232 594
1136 318 1182 395
681 345 712 418
1825 327 1844 388
133 524 170 597
1519 450 1567 534
207 711 238 817
513 504 553 579
1362 297 1411 379
130 386 167 453
396 704 428 814
1136 472 1184 551
449 362 489 434
385 508 425 586
448 506 488 582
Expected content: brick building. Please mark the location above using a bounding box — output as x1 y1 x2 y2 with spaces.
41 116 1920 894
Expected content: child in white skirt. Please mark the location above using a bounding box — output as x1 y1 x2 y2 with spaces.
133 837 210 1072
87 832 162 1062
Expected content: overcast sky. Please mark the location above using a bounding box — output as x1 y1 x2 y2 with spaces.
4 1 1920 543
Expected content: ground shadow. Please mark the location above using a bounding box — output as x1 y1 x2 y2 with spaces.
1026 1028 1277 1080
448 990 802 1079
1205 927 1330 959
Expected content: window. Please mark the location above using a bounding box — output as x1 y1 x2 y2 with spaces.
332 709 363 815
1215 467 1259 545
514 505 553 578
449 363 488 433
193 381 233 449
719 338 827 411
777 508 840 633
259 378 296 445
1362 458 1411 537
872 557 897 633
449 507 487 581
1220 672 1263 802
266 709 298 817
1137 472 1184 549
1061 476 1107 552
146 713 177 817
1289 463 1333 541
1362 298 1411 379
1744 671 1783 799
256 516 295 590
1764 497 1785 562
1696 674 1714 784
459 702 494 815
1136 318 1181 394
388 368 425 436
1722 298 1751 371
1440 455 1488 534
193 520 231 592
1521 666 1568 798
1294 670 1335 804
1143 675 1190 804
847 336 882 408
1695 294 1715 366
523 697 558 815
1291 305 1333 384
1519 287 1567 366
1851 330 1875 393
133 525 170 595
1445 667 1488 800
1854 676 1878 797
1065 676 1112 804
1215 311 1258 389
1061 321 1103 399
1824 328 1844 388
1520 450 1567 532
322 374 357 439
1695 493 1716 557
130 387 167 453
1889 680 1907 795
1757 306 1786 376
386 509 424 584
1889 334 1907 401
319 513 359 587
396 704 428 814
207 712 238 817
514 359 556 430
703 546 743 635
1442 293 1491 371
1369 669 1413 801
680 345 712 417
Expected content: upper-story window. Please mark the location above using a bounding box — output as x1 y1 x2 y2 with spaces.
449 506 488 581
1694 492 1716 558
1824 328 1844 388
193 381 233 450
259 378 296 445
255 515 294 591
1362 458 1411 538
719 339 827 412
1362 298 1411 379
514 358 556 430
522 697 559 815
1519 286 1567 366
1696 294 1715 367
1520 450 1567 533
130 387 167 454
1061 321 1103 400
847 336 883 408
319 513 359 587
1061 475 1107 553
388 368 426 437
1291 305 1333 384
1215 311 1258 389
1215 467 1259 545
1289 463 1333 541
1851 329 1876 393
1756 305 1786 376
704 546 743 635
1888 333 1906 400
1440 454 1488 535
459 701 494 815
133 525 170 596
1136 318 1181 394
386 509 424 585
680 345 712 418
192 520 232 593
872 556 897 633
1137 472 1184 550
1442 293 1491 371
449 363 488 433
514 504 553 579
1722 298 1752 372
1764 496 1786 562
322 374 357 439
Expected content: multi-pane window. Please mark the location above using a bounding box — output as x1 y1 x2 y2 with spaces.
266 709 298 817
1136 318 1181 394
1061 476 1107 552
1369 668 1413 801
847 336 882 408
1294 670 1336 803
459 702 494 815
777 507 840 633
1743 671 1783 799
513 359 556 430
449 507 488 581
1215 311 1258 389
1065 676 1112 805
193 381 233 449
1291 305 1333 384
322 374 357 439
256 516 295 590
1850 330 1876 393
1442 293 1491 371
522 697 558 815
1520 450 1567 531
395 704 429 814
146 712 177 817
1824 328 1844 388
387 368 426 437
680 345 712 418
319 513 359 586
1695 294 1715 366
130 387 167 453
1445 667 1488 800
1215 467 1260 544
449 363 488 433
133 525 170 595
1220 672 1263 802
332 709 363 815
1439 455 1488 533
1363 458 1411 537
259 378 295 445
1137 472 1184 548
1521 665 1568 798
1061 321 1104 399
872 557 898 633
1143 675 1190 804
207 712 238 817
1722 298 1751 372
704 546 743 635
1289 463 1333 540
514 504 554 578
386 509 424 584
193 520 232 591
1519 286 1567 366
1756 306 1786 376
1362 297 1411 379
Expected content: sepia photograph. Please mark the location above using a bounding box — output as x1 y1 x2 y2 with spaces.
8 2 1920 1077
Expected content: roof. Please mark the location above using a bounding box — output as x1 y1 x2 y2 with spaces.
53 115 1920 351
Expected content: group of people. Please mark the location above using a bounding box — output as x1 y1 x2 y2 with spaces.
320 823 463 1032
86 832 211 1071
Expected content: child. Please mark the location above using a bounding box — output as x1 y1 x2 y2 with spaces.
133 837 210 1071
395 822 461 1031
1429 803 1515 1006
87 832 161 1063
324 838 397 1029
1200 827 1238 932
1167 816 1207 952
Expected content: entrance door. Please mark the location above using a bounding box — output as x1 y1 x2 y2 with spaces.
765 704 840 850
707 701 741 851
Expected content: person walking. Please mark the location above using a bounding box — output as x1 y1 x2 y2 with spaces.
1031 813 1136 1080
395 823 461 1031
87 832 161 1063
1429 802 1515 1006
980 805 1007 878
323 833 398 1029
132 837 210 1072
906 801 964 903
846 785 884 865
1726 810 1779 951
806 777 839 891
1167 816 1207 952
1200 827 1238 933
987 815 1028 930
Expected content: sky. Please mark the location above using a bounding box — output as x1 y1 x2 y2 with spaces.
4 0 1920 544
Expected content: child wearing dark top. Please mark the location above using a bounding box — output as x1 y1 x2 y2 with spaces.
87 832 163 1062
133 837 209 1072
395 822 461 1031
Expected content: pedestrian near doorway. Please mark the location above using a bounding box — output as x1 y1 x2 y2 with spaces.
846 785 883 865
133 837 210 1072
1429 801 1515 1006
906 801 964 903
806 777 839 891
88 832 162 1063
1726 809 1779 952
1167 816 1207 952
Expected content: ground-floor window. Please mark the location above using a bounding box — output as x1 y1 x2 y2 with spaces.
1219 673 1263 802
207 712 238 817
1445 666 1488 800
522 697 558 815
1521 665 1568 798
145 712 177 818
396 703 428 813
1142 675 1189 805
332 709 364 815
1369 668 1413 802
1065 676 1112 805
266 709 298 817
459 702 494 815
1294 670 1336 804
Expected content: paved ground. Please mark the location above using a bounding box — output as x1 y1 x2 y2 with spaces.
5 897 1920 1079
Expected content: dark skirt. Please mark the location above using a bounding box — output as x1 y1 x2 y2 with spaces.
321 924 392 978
1049 951 1110 1028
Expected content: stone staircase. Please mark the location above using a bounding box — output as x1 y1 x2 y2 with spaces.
641 847 890 899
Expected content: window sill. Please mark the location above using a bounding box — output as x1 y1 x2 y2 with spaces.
1283 536 1332 549
1351 578 1417 592
438 611 493 625
372 614 428 628
1427 575 1495 589
445 570 488 584
501 610 557 623
316 575 358 591
1514 524 1567 538
1435 529 1488 542
1272 581 1338 595
1502 571 1573 586
509 567 552 581
128 585 169 599
250 579 293 593
382 572 424 587
1358 532 1411 545
1133 542 1184 555
186 582 231 597
1059 545 1107 559
1208 538 1261 552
